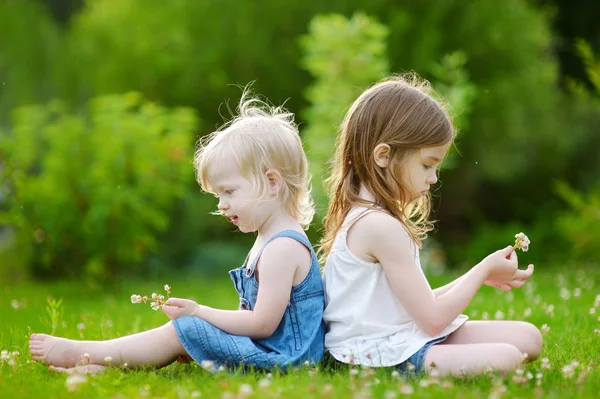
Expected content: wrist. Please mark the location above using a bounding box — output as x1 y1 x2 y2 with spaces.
474 262 490 282
192 304 203 318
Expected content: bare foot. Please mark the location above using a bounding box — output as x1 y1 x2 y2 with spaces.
29 334 83 368
49 364 107 376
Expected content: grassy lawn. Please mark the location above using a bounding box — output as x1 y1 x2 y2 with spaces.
1 266 598 398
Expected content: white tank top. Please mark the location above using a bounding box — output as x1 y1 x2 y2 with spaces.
323 207 468 367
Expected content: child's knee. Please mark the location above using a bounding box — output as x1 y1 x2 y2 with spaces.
496 343 523 370
519 322 542 361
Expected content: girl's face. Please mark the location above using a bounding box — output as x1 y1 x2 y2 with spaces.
208 158 281 234
399 143 450 201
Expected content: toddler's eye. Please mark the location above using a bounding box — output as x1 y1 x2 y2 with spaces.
224 189 235 195
423 164 433 170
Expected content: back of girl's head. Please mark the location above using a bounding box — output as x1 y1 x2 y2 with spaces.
320 73 456 260
193 89 314 229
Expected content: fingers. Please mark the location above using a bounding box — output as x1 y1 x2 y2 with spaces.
500 284 513 292
164 297 185 307
513 264 534 280
161 306 177 320
502 245 514 259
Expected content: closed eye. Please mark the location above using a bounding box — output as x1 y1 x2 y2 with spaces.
423 164 433 170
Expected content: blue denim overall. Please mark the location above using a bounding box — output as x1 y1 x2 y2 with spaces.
173 230 325 371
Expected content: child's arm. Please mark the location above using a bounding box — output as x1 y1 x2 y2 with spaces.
360 212 518 336
163 238 311 339
432 263 534 297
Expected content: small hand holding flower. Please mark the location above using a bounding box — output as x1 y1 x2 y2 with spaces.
483 232 533 292
162 297 200 320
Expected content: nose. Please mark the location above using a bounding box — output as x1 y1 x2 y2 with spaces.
426 172 438 185
217 197 229 211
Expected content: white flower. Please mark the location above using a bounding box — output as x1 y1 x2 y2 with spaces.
151 293 158 299
65 374 88 392
104 356 112 364
399 384 414 394
239 384 253 394
514 232 530 252
130 294 142 304
384 391 397 399
80 353 90 365
164 284 171 291
200 360 215 371
541 324 550 334
150 302 161 311
258 378 271 388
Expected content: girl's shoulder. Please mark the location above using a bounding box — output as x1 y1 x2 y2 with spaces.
347 208 415 252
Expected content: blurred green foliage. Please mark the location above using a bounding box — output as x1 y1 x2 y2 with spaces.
300 13 390 216
0 93 197 280
0 0 599 279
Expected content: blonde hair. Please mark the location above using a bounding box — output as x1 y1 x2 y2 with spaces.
193 91 314 229
319 73 456 261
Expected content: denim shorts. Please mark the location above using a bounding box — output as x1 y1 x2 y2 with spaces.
395 335 448 374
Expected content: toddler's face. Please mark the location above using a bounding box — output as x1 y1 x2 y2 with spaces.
399 143 450 201
208 158 278 234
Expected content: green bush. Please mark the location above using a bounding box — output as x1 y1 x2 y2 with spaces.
554 181 600 264
300 13 390 216
0 0 63 121
0 93 198 280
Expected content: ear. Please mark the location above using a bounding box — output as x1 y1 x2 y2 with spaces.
265 169 283 195
373 143 391 168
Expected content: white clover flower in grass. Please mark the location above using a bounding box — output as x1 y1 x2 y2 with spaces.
130 295 142 304
239 384 253 395
200 360 216 372
258 378 271 388
541 324 550 334
514 232 530 252
65 374 88 392
541 357 551 369
399 384 414 395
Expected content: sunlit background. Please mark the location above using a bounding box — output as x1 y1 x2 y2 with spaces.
1 0 599 285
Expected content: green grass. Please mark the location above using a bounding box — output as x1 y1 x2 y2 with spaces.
1 266 599 398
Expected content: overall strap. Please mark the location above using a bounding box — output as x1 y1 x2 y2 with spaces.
246 230 313 277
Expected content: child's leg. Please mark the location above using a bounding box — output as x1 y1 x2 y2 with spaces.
423 342 523 376
443 321 542 361
29 321 187 369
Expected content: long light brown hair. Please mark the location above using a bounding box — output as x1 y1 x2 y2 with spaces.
318 74 456 262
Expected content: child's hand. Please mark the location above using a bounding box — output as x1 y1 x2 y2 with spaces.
480 246 519 285
485 264 535 291
161 297 200 320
